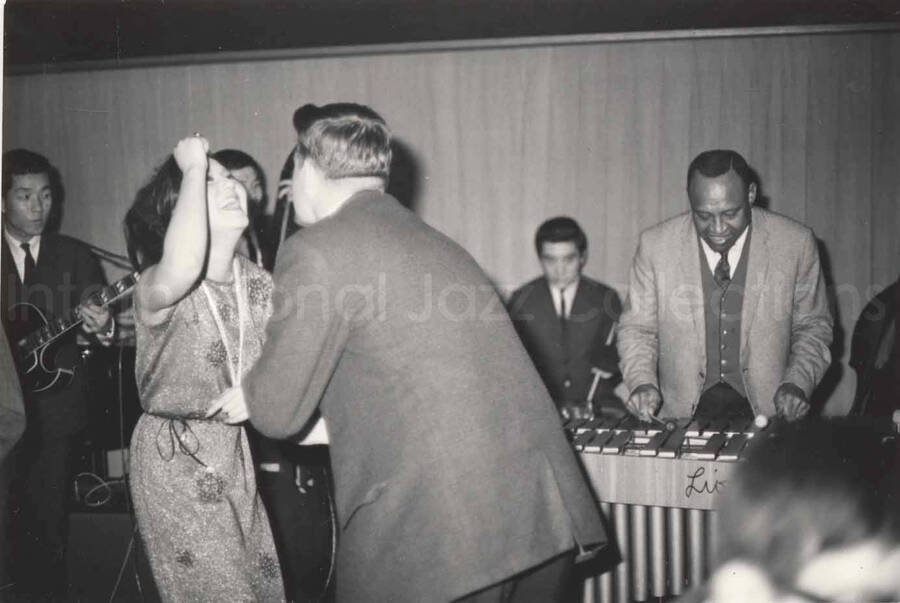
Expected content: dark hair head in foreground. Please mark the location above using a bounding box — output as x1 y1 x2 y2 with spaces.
711 418 900 601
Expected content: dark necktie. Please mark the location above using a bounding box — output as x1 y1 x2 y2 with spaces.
559 289 567 323
559 288 571 391
21 242 36 286
714 252 731 287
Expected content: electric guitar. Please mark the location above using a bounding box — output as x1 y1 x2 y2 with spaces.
9 272 140 393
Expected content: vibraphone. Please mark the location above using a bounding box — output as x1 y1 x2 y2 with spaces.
566 414 767 603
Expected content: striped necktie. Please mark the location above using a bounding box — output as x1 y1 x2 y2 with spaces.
714 252 731 287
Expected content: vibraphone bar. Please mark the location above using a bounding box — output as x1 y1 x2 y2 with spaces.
566 414 767 603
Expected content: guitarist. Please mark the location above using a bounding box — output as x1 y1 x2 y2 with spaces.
1 149 115 598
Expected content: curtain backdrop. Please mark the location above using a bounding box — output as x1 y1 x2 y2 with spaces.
4 30 899 414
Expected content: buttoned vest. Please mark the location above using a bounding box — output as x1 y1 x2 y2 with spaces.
700 231 751 397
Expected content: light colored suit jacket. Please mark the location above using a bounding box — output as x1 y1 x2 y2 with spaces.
245 191 607 602
617 207 833 418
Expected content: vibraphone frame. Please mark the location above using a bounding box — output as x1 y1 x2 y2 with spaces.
568 415 762 602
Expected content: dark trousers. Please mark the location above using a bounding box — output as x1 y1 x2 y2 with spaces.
0 456 13 589
8 432 77 597
694 382 754 419
454 551 577 603
249 431 335 603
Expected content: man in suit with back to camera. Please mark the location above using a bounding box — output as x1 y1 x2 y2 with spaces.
618 149 833 421
1 149 115 596
508 217 624 420
211 103 607 602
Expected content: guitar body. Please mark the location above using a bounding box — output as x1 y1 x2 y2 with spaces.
8 302 79 393
6 271 138 395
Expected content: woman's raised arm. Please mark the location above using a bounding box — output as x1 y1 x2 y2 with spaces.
136 135 211 321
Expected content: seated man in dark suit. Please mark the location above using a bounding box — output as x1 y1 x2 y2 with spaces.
508 217 623 419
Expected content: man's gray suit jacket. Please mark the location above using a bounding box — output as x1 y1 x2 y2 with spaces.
617 207 833 418
245 191 607 602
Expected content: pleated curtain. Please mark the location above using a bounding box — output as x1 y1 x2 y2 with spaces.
4 29 899 414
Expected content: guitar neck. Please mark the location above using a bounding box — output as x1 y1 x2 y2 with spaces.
19 272 140 355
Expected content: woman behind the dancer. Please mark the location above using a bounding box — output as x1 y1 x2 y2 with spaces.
123 135 285 601
211 149 273 271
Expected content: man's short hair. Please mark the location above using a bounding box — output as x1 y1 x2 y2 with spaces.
295 103 392 182
686 149 754 190
534 216 587 256
3 149 55 196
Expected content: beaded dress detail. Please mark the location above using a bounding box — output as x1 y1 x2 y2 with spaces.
128 256 284 601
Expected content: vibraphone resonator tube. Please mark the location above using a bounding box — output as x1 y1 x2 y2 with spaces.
566 413 769 602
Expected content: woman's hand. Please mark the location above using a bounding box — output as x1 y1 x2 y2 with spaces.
173 134 209 174
206 386 249 425
137 134 211 318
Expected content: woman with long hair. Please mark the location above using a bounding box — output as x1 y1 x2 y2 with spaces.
123 135 284 601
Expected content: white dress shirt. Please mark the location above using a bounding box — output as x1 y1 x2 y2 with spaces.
551 280 579 319
3 228 115 344
699 226 749 279
3 228 41 283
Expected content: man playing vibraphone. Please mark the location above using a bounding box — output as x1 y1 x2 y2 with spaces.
617 149 833 422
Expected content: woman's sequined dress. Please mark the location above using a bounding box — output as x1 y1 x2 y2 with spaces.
129 256 285 602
